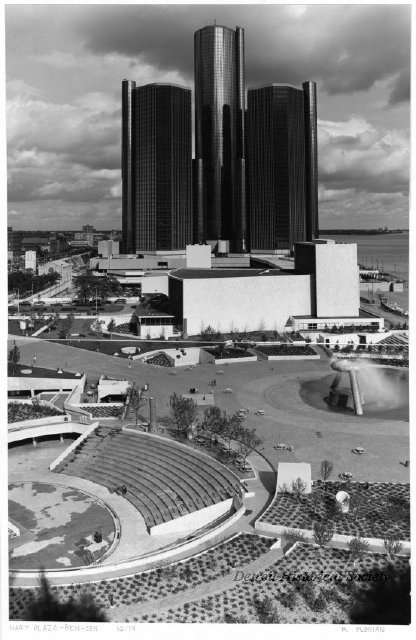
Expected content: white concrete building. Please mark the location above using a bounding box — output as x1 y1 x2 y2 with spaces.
169 240 378 336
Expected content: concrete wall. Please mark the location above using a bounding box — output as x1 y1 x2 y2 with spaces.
48 422 99 471
150 498 234 536
182 274 312 335
141 274 169 296
315 243 360 317
138 324 174 339
186 244 211 269
9 374 86 397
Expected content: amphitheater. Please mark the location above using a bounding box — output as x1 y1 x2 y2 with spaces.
8 337 409 622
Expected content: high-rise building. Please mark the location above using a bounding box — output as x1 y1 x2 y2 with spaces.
247 82 319 252
303 81 319 241
122 79 136 254
194 25 246 252
122 82 193 253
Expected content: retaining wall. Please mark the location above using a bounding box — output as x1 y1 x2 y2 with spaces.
150 498 234 536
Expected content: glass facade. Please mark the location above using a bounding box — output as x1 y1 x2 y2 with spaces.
247 85 307 251
122 83 192 252
194 25 246 252
303 81 319 241
121 79 136 254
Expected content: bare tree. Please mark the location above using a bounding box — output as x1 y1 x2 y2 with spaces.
127 383 147 427
291 477 308 501
313 521 334 552
222 412 243 455
348 537 370 566
383 533 403 560
201 405 227 447
8 341 21 375
320 460 334 489
236 426 263 467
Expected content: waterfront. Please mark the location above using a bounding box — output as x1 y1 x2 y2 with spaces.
324 232 409 281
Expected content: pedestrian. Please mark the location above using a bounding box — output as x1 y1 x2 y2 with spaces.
128 359 132 369
32 355 37 366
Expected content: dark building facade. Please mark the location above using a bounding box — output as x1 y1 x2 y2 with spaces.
122 82 192 253
303 81 319 241
194 25 246 252
247 82 319 251
121 79 136 254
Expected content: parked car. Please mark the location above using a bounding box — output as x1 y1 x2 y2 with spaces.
115 298 127 304
33 300 45 306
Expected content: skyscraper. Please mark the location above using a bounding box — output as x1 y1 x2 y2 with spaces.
303 81 319 241
247 82 319 251
121 79 136 254
121 82 193 253
194 24 246 252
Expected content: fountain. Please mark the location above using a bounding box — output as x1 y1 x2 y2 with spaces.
327 358 408 417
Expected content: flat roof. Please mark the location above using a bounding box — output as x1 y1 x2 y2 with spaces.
8 364 81 379
134 303 173 318
170 268 295 280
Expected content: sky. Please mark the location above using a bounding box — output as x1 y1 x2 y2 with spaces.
5 3 410 231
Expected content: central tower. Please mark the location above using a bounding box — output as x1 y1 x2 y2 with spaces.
194 25 246 252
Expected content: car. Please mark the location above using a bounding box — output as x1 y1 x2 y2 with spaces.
50 302 62 307
115 298 127 304
33 300 45 306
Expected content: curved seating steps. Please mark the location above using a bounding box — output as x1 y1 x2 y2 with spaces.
88 454 197 517
96 446 217 508
122 433 239 485
118 435 239 494
63 444 222 509
106 440 231 503
66 459 187 521
71 468 157 527
74 431 238 500
64 464 166 527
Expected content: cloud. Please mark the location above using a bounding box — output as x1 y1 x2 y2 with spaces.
318 117 409 195
73 4 410 95
388 67 410 106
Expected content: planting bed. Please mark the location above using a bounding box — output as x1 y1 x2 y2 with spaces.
146 352 173 367
208 347 251 360
255 345 316 356
258 482 410 540
8 403 63 424
130 545 409 624
9 533 273 618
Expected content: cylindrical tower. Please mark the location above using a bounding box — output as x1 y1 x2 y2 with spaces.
194 24 246 252
303 81 319 241
121 79 136 254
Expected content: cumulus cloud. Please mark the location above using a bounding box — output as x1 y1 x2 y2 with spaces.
388 67 410 106
318 117 409 195
74 4 410 95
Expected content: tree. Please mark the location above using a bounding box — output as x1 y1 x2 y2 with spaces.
8 342 20 374
312 521 334 551
200 405 227 447
222 412 243 455
236 426 263 466
73 274 121 303
348 537 370 566
107 318 116 338
23 572 107 621
127 383 147 426
169 392 198 437
201 324 216 340
290 477 308 501
383 532 403 559
320 460 334 489
349 564 410 624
